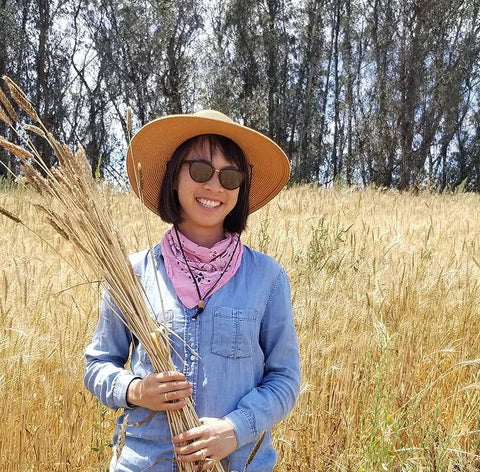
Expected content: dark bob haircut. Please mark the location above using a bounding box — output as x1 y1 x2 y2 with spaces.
158 134 250 234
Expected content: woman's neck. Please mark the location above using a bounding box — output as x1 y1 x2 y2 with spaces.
176 223 225 248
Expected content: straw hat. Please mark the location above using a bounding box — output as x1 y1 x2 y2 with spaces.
126 110 290 215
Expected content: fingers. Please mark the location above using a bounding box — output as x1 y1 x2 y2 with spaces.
158 378 192 411
173 425 216 465
159 382 192 401
162 399 188 411
152 373 191 394
175 444 215 467
129 371 193 410
172 425 205 445
175 446 216 470
161 388 192 411
196 450 218 470
173 418 238 464
156 371 188 382
160 378 193 411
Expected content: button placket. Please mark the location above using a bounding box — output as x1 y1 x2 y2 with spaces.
184 307 199 398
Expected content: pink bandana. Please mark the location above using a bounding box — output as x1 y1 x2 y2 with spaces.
160 227 243 309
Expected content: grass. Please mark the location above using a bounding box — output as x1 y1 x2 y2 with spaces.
1 183 480 471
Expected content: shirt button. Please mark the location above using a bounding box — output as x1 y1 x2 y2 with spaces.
190 355 195 361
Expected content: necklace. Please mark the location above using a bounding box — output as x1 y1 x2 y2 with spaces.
173 225 241 319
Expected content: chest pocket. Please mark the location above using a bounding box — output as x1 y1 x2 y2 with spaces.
211 306 258 359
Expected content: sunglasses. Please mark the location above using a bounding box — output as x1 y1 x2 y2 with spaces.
182 159 246 190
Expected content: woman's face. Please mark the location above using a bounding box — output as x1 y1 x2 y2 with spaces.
176 138 240 247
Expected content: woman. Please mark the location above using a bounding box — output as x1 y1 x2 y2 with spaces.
84 110 301 472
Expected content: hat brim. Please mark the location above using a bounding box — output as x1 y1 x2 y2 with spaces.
126 113 290 216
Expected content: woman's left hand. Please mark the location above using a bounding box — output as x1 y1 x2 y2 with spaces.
172 417 238 470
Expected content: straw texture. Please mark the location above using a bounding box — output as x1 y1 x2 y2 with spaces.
0 76 225 472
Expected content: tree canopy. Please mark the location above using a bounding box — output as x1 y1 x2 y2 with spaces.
1 0 479 190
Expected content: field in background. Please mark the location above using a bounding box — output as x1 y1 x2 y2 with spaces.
1 184 480 471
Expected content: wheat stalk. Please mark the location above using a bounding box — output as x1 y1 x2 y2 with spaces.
242 432 266 472
23 124 46 138
2 75 39 121
0 206 22 223
0 76 225 472
0 86 18 121
0 105 13 126
0 137 34 161
116 413 129 466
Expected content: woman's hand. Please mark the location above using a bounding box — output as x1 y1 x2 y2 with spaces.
126 371 192 411
172 417 238 470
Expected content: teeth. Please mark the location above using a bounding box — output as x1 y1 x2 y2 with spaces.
197 198 221 208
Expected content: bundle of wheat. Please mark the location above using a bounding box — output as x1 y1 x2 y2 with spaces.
0 76 227 472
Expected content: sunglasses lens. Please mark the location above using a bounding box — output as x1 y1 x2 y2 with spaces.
189 161 214 183
220 169 245 190
187 160 245 190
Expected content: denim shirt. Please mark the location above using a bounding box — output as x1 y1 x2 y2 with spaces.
84 243 301 472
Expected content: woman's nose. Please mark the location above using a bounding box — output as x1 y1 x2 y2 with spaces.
203 169 223 191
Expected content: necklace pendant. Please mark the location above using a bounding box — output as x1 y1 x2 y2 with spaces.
192 299 205 320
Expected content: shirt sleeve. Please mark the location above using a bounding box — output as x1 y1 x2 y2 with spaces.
224 268 301 448
84 289 139 410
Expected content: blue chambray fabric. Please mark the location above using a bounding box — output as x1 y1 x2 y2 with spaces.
84 243 301 472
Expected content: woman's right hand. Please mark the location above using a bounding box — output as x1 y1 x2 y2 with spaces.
126 371 193 411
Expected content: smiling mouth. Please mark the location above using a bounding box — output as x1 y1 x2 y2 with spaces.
197 198 222 209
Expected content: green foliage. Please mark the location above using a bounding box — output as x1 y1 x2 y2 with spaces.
306 217 351 273
256 214 271 253
91 403 113 472
0 0 479 190
95 154 103 181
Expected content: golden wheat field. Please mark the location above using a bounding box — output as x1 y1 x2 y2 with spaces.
1 183 480 472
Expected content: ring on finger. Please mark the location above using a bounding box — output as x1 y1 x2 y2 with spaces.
200 448 206 461
164 392 168 402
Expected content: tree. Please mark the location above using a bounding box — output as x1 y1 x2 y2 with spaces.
89 0 202 133
0 0 21 179
1 0 479 191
